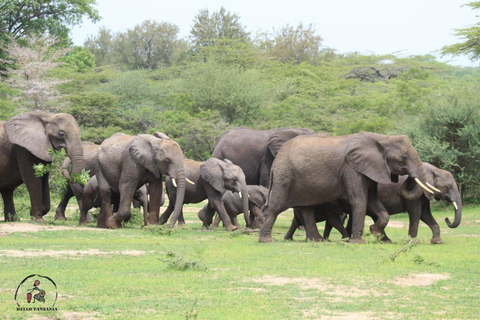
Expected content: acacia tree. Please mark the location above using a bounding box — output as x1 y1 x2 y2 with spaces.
190 7 250 47
256 23 324 64
2 36 70 111
441 2 480 61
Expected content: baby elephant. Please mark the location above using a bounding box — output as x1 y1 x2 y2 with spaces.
212 185 268 229
284 201 349 241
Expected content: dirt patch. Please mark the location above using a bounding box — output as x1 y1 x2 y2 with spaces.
249 275 385 298
393 273 450 287
0 222 105 234
60 311 101 320
0 249 152 257
384 221 405 228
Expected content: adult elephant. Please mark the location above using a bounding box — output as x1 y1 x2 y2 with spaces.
159 158 249 231
54 141 100 221
259 132 436 244
0 112 84 222
211 185 268 229
83 133 186 228
371 162 462 244
212 127 316 187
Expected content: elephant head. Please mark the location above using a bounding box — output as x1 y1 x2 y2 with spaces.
129 134 186 225
346 132 432 200
4 111 84 178
421 162 462 228
200 158 250 226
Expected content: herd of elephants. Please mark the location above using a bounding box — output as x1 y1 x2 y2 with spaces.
0 111 462 244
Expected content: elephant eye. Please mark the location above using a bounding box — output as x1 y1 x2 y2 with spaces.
401 154 408 162
165 158 171 163
59 130 66 138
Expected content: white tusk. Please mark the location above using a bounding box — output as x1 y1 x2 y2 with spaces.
415 178 434 194
248 194 251 199
426 182 441 193
172 178 177 188
453 201 458 210
186 177 195 185
239 192 243 199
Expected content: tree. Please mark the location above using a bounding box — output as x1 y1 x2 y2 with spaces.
256 23 324 64
441 2 480 61
2 36 70 111
84 27 114 66
0 0 100 39
190 7 250 47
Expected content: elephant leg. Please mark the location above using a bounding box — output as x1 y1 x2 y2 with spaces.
284 218 299 241
41 175 51 216
146 180 163 225
17 149 47 222
367 186 390 241
205 186 237 231
2 188 18 222
406 199 422 240
251 206 264 229
367 207 391 243
348 185 369 244
212 213 221 228
420 201 442 244
108 187 136 228
231 214 241 228
297 207 322 242
159 202 174 225
96 172 112 228
198 204 215 230
325 212 349 240
54 185 74 221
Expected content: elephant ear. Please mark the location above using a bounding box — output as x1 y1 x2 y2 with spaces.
268 128 315 158
345 132 391 184
247 186 268 208
153 132 170 140
3 112 53 162
129 135 161 179
200 158 225 193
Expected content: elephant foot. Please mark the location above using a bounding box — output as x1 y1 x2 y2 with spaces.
5 213 19 222
147 217 159 225
369 224 384 236
226 225 239 231
32 216 47 224
284 236 294 241
105 216 121 229
431 237 443 244
54 213 67 221
381 236 392 243
348 237 366 244
258 233 274 243
201 225 211 231
85 213 94 223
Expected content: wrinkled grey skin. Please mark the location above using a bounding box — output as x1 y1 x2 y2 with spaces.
284 201 349 241
80 176 154 226
371 162 462 243
259 132 431 244
159 158 249 231
54 141 100 221
212 127 316 187
84 133 186 228
0 112 84 222
212 185 268 229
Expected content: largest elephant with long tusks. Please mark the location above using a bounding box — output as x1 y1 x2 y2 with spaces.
0 112 84 222
90 133 186 228
259 132 435 244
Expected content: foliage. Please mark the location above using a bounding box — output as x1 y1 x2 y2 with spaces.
190 6 250 47
161 251 208 271
1 35 70 111
400 96 480 199
59 46 95 73
256 23 324 64
441 2 480 61
84 27 115 66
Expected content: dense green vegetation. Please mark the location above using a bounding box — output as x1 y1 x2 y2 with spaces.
0 198 479 319
1 3 480 199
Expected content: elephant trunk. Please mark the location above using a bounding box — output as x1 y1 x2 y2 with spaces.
400 156 428 201
445 197 462 228
61 157 72 181
168 170 186 227
66 142 85 181
241 186 251 228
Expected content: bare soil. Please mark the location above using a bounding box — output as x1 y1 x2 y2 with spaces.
393 273 450 286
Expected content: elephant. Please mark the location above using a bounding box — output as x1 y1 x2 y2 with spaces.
82 133 186 228
212 127 316 187
79 176 152 226
0 112 84 222
259 132 436 244
211 185 268 229
368 162 462 243
284 201 349 241
159 158 249 231
54 141 100 221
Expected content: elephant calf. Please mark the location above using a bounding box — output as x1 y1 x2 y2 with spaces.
211 185 268 229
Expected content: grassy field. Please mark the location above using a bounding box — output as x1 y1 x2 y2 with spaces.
0 197 479 320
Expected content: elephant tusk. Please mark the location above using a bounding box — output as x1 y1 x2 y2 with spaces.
414 178 434 194
172 178 177 188
453 201 458 210
186 177 195 185
426 182 441 193
239 192 243 199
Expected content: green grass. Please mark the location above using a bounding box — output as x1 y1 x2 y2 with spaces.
0 197 479 319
